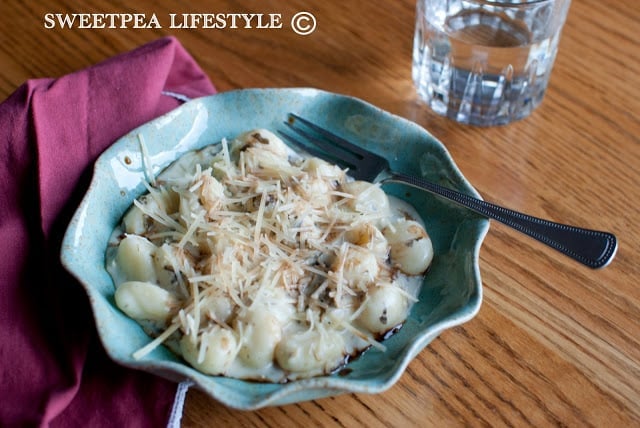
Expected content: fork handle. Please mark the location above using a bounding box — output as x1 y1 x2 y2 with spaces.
385 171 617 269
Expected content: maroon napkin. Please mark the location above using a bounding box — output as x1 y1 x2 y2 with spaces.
0 36 216 427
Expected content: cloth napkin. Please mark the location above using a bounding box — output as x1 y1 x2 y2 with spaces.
0 36 216 427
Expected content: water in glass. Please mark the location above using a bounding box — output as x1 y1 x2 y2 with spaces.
413 0 570 126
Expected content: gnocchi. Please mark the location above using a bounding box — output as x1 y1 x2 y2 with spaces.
341 180 391 222
107 129 434 382
236 308 283 369
113 235 157 284
114 281 177 324
356 283 409 334
180 326 238 375
275 328 345 374
384 219 434 275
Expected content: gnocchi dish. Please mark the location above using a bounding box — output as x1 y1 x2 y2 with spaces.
106 129 434 382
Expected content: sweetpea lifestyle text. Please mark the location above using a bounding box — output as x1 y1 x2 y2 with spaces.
43 13 284 29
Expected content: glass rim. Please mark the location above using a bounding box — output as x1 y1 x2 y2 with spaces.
472 0 564 5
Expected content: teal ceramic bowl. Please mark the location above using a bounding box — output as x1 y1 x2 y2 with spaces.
60 88 489 410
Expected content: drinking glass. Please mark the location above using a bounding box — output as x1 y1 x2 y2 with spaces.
412 0 572 126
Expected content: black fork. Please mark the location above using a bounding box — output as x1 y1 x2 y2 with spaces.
279 113 617 269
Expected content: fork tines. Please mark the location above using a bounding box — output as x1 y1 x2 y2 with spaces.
278 113 363 170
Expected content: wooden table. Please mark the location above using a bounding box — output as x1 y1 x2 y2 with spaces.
2 0 638 426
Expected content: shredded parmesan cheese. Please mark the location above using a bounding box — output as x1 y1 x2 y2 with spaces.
106 128 434 382
138 134 156 187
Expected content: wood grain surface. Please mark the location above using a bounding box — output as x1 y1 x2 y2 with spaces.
1 0 638 426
